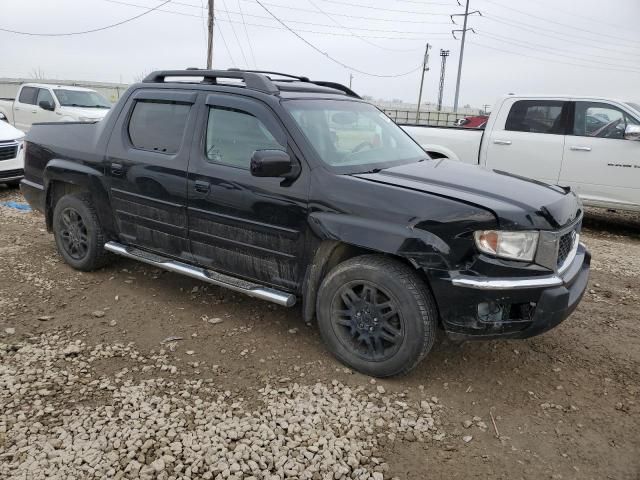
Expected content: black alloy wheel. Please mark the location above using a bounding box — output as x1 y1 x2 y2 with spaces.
58 207 89 260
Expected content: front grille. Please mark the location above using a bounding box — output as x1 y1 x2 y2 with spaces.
557 230 576 267
0 144 18 161
0 168 24 179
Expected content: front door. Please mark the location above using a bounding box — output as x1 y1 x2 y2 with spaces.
105 89 198 260
187 93 309 291
559 101 640 209
484 99 569 184
35 88 59 123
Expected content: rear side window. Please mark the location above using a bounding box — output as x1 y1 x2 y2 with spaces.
18 87 38 105
205 107 285 168
128 100 190 154
505 100 565 134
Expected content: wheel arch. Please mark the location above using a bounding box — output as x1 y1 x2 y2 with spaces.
44 160 115 235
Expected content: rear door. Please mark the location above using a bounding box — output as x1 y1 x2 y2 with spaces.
187 93 309 291
560 101 640 209
484 99 570 184
105 89 198 260
13 86 38 132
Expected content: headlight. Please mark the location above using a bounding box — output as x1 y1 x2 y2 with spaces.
474 230 539 262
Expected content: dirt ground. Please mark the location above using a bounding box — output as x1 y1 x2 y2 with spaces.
1 184 639 479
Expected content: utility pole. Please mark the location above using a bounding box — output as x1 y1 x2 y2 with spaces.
451 0 481 112
437 49 449 112
206 0 214 69
415 43 431 124
482 104 491 114
349 73 354 89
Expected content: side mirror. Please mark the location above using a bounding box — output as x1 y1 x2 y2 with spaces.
38 100 55 111
624 124 640 141
250 150 293 178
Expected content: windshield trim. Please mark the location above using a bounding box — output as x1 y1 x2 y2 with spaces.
280 98 429 175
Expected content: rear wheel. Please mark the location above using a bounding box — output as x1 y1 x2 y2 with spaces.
316 255 437 377
53 193 111 271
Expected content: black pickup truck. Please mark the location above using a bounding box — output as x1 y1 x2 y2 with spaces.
20 69 590 377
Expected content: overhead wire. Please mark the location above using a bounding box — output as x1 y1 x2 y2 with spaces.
305 0 421 52
237 0 258 67
220 0 250 67
254 0 424 77
0 0 172 36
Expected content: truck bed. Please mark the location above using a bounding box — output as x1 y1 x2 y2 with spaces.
401 125 484 165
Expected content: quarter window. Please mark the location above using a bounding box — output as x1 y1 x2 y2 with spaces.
18 87 38 105
505 100 565 134
128 100 190 154
572 101 639 139
205 107 285 168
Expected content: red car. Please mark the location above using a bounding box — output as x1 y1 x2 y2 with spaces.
454 115 489 128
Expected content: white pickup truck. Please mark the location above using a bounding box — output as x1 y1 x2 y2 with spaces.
0 83 111 133
404 95 640 212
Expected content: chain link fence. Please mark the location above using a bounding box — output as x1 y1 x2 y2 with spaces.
381 108 469 127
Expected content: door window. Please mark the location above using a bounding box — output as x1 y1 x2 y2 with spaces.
36 89 55 108
572 101 639 139
128 100 190 154
205 107 285 168
505 100 566 134
18 87 38 105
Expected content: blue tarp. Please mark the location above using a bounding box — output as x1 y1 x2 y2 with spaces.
0 201 32 212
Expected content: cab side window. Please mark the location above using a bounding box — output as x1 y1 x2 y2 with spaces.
572 102 639 139
18 87 38 105
128 100 190 154
36 89 55 108
505 100 566 134
205 107 285 168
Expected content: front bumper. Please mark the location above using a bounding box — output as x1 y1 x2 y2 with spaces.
429 243 591 340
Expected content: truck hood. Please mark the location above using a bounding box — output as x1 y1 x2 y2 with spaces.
0 119 24 141
58 106 110 120
353 159 581 230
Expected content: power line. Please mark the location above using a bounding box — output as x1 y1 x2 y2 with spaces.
0 0 172 36
318 0 455 14
479 13 640 58
467 40 640 75
479 0 640 47
477 30 640 70
237 0 258 67
163 0 454 24
254 0 423 77
216 18 238 66
104 0 452 39
220 0 249 66
305 0 418 52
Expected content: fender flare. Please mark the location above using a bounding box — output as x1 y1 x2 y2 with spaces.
43 159 115 234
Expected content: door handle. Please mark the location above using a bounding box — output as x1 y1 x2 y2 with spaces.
194 180 210 193
570 146 591 152
110 163 124 176
493 139 512 145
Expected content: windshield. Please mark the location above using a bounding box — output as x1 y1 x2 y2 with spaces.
54 89 111 108
283 99 427 173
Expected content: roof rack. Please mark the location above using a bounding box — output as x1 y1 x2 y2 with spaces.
227 68 310 83
142 69 360 98
142 69 279 94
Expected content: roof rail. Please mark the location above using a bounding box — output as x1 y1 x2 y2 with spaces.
227 68 310 83
309 81 360 99
142 69 279 95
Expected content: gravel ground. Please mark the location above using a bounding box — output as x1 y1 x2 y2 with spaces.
1 186 639 479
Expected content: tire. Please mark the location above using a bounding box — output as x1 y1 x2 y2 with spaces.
52 192 111 271
316 255 437 377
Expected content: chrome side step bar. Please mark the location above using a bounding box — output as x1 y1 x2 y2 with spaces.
104 241 296 307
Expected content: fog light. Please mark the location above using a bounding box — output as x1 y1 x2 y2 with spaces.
477 301 503 323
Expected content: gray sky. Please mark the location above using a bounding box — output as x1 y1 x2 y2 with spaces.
2 0 639 108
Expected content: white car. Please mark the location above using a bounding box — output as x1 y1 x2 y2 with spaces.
403 95 640 212
0 120 25 186
0 83 111 133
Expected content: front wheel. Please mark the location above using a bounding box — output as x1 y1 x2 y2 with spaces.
316 255 437 377
52 193 111 271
